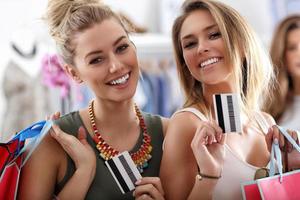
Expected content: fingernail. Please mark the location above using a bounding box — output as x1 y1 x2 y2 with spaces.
274 138 279 144
135 179 141 185
132 190 135 197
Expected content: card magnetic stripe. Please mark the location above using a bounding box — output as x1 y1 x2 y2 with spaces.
119 155 138 184
107 158 130 193
215 94 225 132
226 95 236 132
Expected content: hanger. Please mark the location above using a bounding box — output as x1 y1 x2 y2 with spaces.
10 42 37 59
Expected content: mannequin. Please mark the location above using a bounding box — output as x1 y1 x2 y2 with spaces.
0 29 57 142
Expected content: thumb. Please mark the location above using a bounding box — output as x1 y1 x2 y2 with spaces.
77 126 89 145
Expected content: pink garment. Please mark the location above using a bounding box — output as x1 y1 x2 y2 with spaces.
41 54 71 99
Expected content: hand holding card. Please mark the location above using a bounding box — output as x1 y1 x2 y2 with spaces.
213 93 242 133
105 151 142 194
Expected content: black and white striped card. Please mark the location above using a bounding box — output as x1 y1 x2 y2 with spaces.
105 151 142 194
213 93 241 133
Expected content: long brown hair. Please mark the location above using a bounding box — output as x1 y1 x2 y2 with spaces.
172 0 274 117
264 15 300 122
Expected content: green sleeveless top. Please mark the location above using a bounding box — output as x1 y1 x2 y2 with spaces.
54 111 164 200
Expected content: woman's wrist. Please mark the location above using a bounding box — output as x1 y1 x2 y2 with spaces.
75 166 96 183
195 173 219 187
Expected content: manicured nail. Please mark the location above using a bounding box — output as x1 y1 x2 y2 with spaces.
274 138 278 144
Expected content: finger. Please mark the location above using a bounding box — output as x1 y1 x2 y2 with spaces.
279 132 285 149
134 184 163 200
135 194 154 200
77 126 89 145
52 111 61 120
287 130 294 153
219 132 227 145
51 124 75 147
272 125 282 147
210 120 223 135
135 177 164 195
265 127 273 152
192 126 213 148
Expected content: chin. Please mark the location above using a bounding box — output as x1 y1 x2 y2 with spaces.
112 89 137 103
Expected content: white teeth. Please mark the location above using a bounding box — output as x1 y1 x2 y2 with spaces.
200 57 219 68
110 73 129 85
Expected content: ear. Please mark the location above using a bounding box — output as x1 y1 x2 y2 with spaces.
63 64 83 83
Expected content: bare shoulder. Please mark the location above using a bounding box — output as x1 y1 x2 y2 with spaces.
164 111 204 148
19 130 67 199
160 111 203 199
160 117 169 137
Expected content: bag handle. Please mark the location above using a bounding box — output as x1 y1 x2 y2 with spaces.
20 120 53 166
269 125 300 182
13 121 46 142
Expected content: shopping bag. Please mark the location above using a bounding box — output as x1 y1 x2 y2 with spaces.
0 120 53 200
242 125 300 200
258 169 300 200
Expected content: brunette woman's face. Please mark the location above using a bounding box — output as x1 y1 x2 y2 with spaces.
285 28 300 78
68 18 139 103
180 9 231 85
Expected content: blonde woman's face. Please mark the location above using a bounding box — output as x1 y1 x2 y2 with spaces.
285 28 300 78
180 10 231 85
71 18 139 102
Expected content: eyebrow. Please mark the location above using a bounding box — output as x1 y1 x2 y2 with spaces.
181 24 218 40
84 35 127 59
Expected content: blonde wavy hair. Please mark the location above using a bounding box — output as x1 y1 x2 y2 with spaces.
44 0 127 65
264 15 300 122
172 0 275 117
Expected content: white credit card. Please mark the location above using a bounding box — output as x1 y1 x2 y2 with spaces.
213 93 241 133
105 151 142 194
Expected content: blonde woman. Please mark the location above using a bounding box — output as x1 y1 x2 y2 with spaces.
264 15 300 130
160 0 300 199
18 0 167 199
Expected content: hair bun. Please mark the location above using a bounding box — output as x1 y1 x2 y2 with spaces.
45 0 101 43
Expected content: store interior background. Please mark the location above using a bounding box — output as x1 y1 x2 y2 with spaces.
0 0 299 141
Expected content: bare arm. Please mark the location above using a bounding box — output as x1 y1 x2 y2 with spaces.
160 113 224 200
160 113 205 200
18 125 96 200
50 125 96 200
18 132 65 200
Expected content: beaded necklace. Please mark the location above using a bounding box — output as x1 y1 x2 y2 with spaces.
88 100 152 173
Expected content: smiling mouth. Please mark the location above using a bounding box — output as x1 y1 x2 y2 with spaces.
107 73 130 86
200 57 221 68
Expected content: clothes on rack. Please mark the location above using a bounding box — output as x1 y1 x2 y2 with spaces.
0 61 54 142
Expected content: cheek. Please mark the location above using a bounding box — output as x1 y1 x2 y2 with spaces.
285 53 295 71
183 51 195 68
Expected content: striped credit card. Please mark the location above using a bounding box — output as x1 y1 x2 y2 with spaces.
105 151 142 194
213 93 241 133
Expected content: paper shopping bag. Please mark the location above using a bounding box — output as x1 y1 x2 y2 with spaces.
0 120 52 200
257 169 300 200
241 180 262 200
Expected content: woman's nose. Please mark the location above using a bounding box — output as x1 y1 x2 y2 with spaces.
197 40 209 54
108 55 123 73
